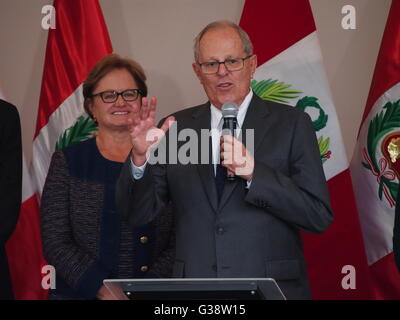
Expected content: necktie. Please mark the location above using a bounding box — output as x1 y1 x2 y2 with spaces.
215 117 227 200
215 163 226 200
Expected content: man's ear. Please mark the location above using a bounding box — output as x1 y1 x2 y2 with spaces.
192 62 203 83
250 54 257 76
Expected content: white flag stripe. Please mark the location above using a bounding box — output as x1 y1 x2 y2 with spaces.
254 32 348 180
31 84 85 195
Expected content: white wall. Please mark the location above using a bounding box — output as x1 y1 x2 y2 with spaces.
0 0 392 164
310 0 391 158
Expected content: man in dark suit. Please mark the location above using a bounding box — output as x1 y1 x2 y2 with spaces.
0 99 22 299
116 20 333 299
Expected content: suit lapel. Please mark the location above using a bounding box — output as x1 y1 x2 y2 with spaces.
192 104 219 214
218 93 270 210
241 93 271 152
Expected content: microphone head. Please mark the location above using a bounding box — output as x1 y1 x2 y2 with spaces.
221 102 238 118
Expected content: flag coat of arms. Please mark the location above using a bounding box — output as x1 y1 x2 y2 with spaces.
350 0 400 299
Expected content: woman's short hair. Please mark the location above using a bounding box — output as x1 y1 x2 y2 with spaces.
83 53 147 119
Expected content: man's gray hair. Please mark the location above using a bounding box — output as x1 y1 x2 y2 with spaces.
193 20 254 62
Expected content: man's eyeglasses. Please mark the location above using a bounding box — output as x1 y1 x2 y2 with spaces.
91 89 143 103
198 55 253 74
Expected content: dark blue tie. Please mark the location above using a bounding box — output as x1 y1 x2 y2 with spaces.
215 117 228 200
215 163 227 200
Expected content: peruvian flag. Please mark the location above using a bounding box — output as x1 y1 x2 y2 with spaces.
7 0 112 299
31 0 112 196
240 0 372 298
0 88 47 300
5 157 47 299
350 0 400 299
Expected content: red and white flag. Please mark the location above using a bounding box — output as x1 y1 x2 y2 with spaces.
350 0 400 299
240 0 372 298
5 157 47 299
1 89 47 300
32 0 112 196
7 0 112 299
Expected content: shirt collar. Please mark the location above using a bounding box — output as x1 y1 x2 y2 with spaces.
210 90 253 130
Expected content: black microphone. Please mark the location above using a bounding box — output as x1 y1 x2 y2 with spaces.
221 102 238 181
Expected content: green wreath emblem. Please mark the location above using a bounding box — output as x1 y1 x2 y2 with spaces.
251 79 331 163
295 96 328 132
362 100 400 203
55 115 98 150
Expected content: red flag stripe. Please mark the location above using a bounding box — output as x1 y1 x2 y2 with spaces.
239 0 316 67
302 169 373 299
369 253 400 299
5 195 47 300
359 0 400 130
34 0 112 139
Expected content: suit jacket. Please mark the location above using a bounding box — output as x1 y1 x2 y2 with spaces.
0 100 22 300
393 185 400 271
116 93 333 299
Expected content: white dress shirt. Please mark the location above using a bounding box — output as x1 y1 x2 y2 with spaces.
210 90 253 175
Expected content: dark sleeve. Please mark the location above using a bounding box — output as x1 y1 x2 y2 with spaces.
245 111 333 233
116 153 169 228
0 101 22 243
40 151 109 298
116 117 171 228
394 187 400 271
150 202 175 278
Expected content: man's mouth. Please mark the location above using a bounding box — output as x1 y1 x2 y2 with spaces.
217 82 233 88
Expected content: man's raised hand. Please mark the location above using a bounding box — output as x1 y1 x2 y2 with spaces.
127 96 175 166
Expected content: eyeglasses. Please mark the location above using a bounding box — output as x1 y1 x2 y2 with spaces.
198 55 253 74
91 89 143 103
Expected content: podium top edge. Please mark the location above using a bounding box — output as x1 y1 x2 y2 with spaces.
104 278 277 282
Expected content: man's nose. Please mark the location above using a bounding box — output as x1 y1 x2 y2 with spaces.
217 62 229 76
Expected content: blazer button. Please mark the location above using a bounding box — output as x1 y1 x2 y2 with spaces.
216 226 225 235
140 236 148 244
140 265 149 272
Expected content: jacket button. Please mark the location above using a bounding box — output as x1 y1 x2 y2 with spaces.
140 265 149 272
140 236 148 244
216 226 225 235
